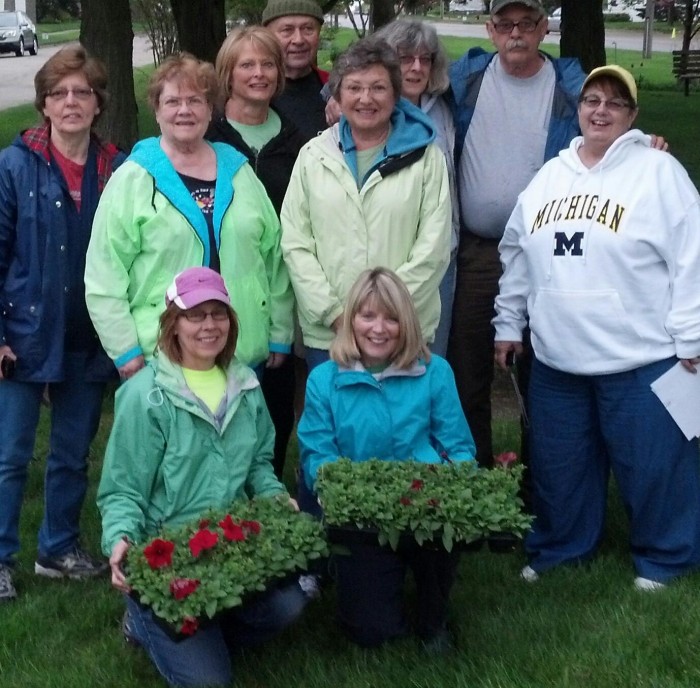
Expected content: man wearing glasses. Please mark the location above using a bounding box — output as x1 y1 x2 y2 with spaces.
446 0 584 473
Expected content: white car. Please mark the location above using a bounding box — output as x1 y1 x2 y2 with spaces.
547 7 561 33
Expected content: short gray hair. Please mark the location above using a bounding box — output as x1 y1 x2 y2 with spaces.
328 36 402 102
374 20 449 96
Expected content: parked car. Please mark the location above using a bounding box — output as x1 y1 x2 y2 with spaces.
0 11 38 57
547 7 561 33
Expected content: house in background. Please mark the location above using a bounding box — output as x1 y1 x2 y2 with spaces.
0 0 37 22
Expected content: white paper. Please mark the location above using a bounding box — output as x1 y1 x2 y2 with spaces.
650 362 700 440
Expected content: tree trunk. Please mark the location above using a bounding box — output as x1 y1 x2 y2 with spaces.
170 0 226 63
559 0 605 74
80 0 138 151
370 0 396 31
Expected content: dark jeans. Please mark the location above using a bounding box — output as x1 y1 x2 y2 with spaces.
260 355 296 479
334 540 460 647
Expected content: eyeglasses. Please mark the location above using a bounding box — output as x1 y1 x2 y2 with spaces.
398 54 433 67
341 83 391 97
579 95 632 112
160 95 208 110
492 17 542 34
46 87 94 101
181 307 229 323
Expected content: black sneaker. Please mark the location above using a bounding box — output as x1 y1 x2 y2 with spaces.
0 564 17 601
34 546 109 579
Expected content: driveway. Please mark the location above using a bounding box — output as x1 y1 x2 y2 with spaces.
0 34 154 110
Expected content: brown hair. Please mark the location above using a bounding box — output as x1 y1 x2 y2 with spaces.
156 301 239 369
34 45 108 123
215 26 285 105
147 52 218 112
330 267 430 369
580 75 637 110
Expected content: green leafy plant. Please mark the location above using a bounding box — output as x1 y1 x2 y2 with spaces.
125 497 329 636
316 458 533 551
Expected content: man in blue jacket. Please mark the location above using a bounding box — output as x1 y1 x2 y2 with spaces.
446 0 584 473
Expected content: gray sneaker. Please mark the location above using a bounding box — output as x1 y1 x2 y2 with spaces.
0 564 17 601
35 546 108 579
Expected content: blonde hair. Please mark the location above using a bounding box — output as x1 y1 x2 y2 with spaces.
330 267 430 369
215 26 285 106
147 52 218 112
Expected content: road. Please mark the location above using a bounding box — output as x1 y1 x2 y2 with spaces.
0 34 154 110
0 24 688 110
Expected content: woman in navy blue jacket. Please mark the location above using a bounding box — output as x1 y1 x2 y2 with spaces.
0 46 123 601
297 267 475 651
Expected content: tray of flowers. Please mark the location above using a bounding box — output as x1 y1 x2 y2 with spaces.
316 457 532 552
125 497 329 639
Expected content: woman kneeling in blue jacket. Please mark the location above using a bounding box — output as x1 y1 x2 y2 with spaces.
297 267 476 652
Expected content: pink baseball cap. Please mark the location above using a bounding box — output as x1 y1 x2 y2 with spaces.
165 267 231 309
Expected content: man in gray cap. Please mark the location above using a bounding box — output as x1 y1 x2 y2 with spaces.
446 0 585 474
262 0 329 141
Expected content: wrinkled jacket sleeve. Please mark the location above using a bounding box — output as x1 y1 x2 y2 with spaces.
296 367 341 489
97 378 166 555
239 166 294 353
85 163 145 367
243 386 289 496
280 150 345 330
493 200 529 343
428 358 476 462
393 145 451 328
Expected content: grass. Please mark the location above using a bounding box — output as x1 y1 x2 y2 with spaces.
1 30 700 688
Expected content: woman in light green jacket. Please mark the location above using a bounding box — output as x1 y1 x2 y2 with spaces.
98 267 305 688
280 36 451 370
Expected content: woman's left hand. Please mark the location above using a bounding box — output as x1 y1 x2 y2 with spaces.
266 352 288 369
109 538 132 593
680 357 700 373
288 497 300 512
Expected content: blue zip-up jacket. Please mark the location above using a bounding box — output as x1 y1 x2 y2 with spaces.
0 126 124 382
297 355 476 489
448 48 585 165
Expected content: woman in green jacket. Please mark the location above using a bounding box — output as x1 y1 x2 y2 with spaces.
97 267 306 688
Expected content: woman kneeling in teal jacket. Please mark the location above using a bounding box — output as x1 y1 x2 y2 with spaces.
297 267 476 651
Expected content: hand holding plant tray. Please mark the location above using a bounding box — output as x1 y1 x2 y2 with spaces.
125 497 328 638
316 458 533 551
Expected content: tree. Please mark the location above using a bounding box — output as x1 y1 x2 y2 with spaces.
371 0 396 30
80 0 139 151
170 0 226 63
680 0 700 50
559 0 606 73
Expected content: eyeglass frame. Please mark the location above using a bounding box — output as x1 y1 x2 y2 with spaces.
180 306 231 323
578 94 635 112
491 16 543 34
45 87 95 101
398 53 434 68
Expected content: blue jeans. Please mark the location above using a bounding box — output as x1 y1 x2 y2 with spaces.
526 357 700 582
0 352 105 564
125 580 307 687
431 251 457 358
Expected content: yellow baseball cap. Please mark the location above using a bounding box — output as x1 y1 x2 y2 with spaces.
582 65 638 106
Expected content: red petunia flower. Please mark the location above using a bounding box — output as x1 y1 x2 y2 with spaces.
219 515 246 542
400 496 412 506
427 498 440 508
494 451 518 468
198 519 211 529
180 616 199 636
170 578 200 600
143 538 175 570
410 479 424 491
189 528 219 557
241 520 261 535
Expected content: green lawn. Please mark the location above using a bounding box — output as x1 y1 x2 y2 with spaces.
2 30 700 688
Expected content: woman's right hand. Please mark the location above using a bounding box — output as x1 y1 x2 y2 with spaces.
0 345 16 381
494 341 523 370
110 538 132 593
118 355 146 381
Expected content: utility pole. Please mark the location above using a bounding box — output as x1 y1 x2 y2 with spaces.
642 0 655 58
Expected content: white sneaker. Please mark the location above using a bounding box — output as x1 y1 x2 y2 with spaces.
520 565 539 583
298 574 321 600
634 576 666 591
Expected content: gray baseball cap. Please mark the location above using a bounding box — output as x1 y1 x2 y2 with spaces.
490 0 546 15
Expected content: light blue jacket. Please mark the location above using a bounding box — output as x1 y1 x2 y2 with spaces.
297 355 476 489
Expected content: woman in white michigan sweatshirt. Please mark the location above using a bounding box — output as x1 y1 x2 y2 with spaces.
493 66 700 590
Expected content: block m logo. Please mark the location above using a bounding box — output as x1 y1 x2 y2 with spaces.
553 231 584 256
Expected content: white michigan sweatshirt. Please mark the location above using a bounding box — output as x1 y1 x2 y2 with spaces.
493 129 700 376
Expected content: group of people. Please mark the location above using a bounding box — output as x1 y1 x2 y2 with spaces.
1 0 700 685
